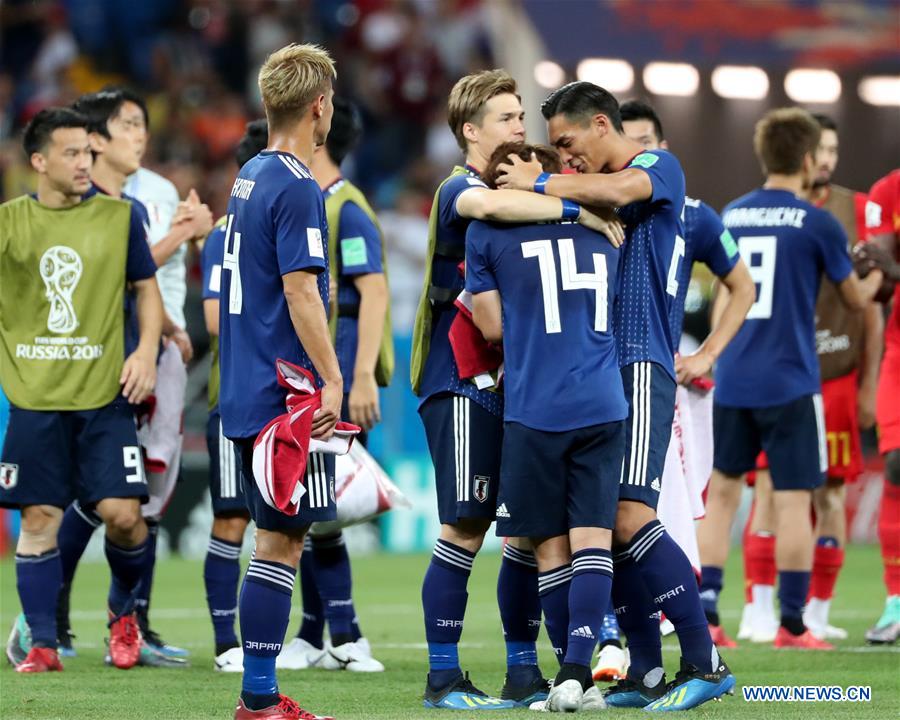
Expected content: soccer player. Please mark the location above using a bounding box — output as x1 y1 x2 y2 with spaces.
857 168 900 643
695 108 883 653
218 43 339 720
412 70 623 711
619 101 755 654
0 108 163 672
469 141 625 711
496 81 734 711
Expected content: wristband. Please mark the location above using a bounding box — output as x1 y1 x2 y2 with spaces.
561 199 581 220
533 172 552 194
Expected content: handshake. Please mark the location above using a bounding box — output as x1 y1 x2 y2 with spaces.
172 188 214 241
853 242 897 303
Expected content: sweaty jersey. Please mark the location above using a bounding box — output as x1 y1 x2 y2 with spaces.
201 220 226 412
717 188 853 408
466 220 626 431
866 169 900 348
417 167 502 416
614 150 686 379
671 197 740 343
218 151 329 439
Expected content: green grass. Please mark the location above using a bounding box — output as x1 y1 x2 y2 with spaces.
0 546 898 719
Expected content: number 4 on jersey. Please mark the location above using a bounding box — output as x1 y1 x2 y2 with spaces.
222 213 242 315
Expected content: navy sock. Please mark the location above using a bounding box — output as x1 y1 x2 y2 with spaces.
311 532 356 647
700 565 724 626
204 534 242 651
538 563 572 666
564 549 613 668
58 500 101 585
240 558 296 707
498 544 541 681
16 549 62 648
135 521 159 619
599 595 621 648
630 521 717 673
611 550 662 680
105 536 149 616
423 539 473 688
297 536 325 647
779 570 810 634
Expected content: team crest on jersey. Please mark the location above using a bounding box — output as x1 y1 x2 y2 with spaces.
0 463 18 490
39 246 83 333
473 475 490 503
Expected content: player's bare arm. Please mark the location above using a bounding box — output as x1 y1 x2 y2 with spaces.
121 275 163 404
283 268 343 439
161 310 193 363
856 235 900 283
676 259 755 385
203 298 219 337
837 269 884 311
859 301 883 429
471 289 502 343
151 189 214 266
349 272 388 430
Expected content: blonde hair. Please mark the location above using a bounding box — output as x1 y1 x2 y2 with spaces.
447 69 518 151
258 43 336 129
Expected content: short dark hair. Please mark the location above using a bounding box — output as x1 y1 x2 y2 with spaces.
619 100 664 142
324 97 362 166
72 89 129 138
235 119 268 168
103 85 149 130
812 112 837 132
753 107 821 175
481 142 562 189
540 81 623 132
23 107 89 156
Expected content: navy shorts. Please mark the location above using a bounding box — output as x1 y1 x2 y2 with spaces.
0 398 148 509
496 421 625 538
207 412 248 516
420 393 503 525
618 362 676 510
234 438 337 532
714 393 827 491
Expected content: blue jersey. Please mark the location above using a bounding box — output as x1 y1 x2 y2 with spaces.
218 151 329 439
614 150 686 379
201 222 226 303
418 168 502 416
716 188 853 408
327 188 384 393
466 220 626 432
670 197 740 343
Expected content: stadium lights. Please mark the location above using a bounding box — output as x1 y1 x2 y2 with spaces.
576 58 634 93
858 75 900 107
784 69 841 104
711 65 769 100
643 62 700 97
534 60 566 90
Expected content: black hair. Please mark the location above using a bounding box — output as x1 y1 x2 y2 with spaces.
71 89 129 138
102 85 150 130
619 99 664 142
540 81 623 132
812 112 837 132
23 107 89 156
235 119 269 168
324 97 362 166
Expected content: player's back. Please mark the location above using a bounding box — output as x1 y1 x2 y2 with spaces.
218 151 328 439
716 187 852 408
466 219 626 432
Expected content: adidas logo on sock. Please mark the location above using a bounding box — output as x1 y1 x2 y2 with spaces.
570 625 595 639
650 477 661 492
496 503 510 518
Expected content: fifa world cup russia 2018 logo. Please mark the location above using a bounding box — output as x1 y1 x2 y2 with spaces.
39 246 83 334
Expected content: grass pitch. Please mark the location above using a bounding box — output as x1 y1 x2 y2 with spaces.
1 545 898 719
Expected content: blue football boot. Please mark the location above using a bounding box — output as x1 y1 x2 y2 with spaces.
424 671 517 710
645 657 735 712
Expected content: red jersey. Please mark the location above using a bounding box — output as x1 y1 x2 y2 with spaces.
866 169 900 347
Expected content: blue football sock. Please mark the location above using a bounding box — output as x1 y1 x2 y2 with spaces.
538 563 572 666
700 565 724 625
423 539 474 687
16 549 62 648
612 550 662 680
239 558 296 706
564 549 613 668
135 521 159 618
599 595 621 647
498 544 541 679
779 570 810 633
105 536 149 616
311 532 356 646
58 500 101 585
297 536 325 647
630 520 717 673
204 534 242 650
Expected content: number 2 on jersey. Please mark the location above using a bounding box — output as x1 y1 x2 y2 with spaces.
222 213 242 315
737 235 777 319
521 238 608 334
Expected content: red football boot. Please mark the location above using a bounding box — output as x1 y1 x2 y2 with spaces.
16 647 63 673
774 626 834 650
709 624 738 648
234 695 335 720
108 611 142 669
